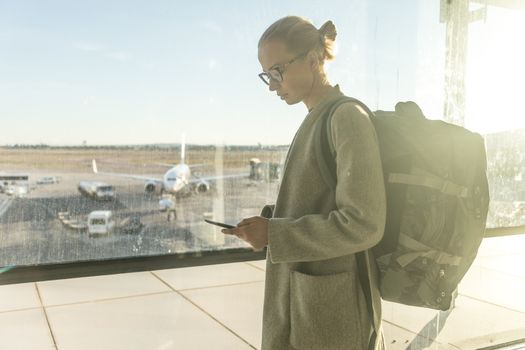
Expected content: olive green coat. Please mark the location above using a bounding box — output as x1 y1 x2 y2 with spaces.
261 86 387 350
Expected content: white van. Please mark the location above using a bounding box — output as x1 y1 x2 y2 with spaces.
5 185 28 197
87 210 115 235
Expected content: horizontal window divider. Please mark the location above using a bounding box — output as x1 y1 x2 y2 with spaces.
1 225 523 286
475 337 525 350
0 248 266 286
484 225 525 238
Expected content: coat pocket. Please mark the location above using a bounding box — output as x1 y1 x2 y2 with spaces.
289 270 365 350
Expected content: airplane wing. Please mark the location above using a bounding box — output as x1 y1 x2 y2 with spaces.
187 164 207 169
153 162 177 168
188 172 250 184
154 162 206 169
92 160 163 184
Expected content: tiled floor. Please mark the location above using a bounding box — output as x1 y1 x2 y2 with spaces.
1 235 525 350
0 262 267 350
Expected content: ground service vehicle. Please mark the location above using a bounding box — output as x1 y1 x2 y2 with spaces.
87 210 115 235
78 181 115 200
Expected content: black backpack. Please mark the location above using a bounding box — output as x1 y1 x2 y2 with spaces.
315 96 490 311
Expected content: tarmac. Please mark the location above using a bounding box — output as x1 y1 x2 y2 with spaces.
0 170 279 266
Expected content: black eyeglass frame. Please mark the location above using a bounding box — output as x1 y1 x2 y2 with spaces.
258 51 308 86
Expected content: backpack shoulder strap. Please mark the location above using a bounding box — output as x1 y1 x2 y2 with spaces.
315 96 375 191
314 96 381 347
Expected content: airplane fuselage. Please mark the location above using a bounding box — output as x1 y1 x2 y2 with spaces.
162 164 191 194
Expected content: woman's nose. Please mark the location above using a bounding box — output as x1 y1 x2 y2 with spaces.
268 79 279 91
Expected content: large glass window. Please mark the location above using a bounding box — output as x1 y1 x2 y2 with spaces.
464 4 525 228
1 0 524 347
0 0 454 265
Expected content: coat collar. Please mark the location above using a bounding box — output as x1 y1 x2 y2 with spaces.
306 84 344 120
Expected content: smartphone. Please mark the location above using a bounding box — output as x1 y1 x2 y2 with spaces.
204 219 235 229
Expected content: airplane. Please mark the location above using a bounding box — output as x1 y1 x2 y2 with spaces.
92 138 249 197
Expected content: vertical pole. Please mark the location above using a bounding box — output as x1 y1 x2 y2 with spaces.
212 144 225 245
443 0 470 126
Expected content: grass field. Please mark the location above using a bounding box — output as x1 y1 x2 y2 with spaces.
0 146 288 173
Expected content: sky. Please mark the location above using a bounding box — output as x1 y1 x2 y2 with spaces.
0 0 523 145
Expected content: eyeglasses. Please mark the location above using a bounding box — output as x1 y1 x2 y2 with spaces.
258 51 308 86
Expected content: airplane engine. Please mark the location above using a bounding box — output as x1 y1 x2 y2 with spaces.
144 181 160 194
195 181 210 194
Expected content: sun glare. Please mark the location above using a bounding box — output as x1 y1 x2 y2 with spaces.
465 6 525 135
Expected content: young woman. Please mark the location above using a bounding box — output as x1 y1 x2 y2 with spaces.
222 16 387 350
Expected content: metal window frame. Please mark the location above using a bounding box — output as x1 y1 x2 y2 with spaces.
484 225 525 238
0 247 266 285
0 225 523 286
476 338 525 350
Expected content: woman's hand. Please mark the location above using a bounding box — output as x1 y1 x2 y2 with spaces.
222 216 269 251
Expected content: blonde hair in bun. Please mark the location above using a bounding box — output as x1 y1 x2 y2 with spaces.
259 16 338 63
318 20 337 61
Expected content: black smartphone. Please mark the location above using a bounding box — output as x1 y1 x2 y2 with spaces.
204 219 235 229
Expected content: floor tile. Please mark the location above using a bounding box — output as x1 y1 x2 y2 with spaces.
434 295 525 348
37 272 171 306
0 308 55 350
382 321 457 350
476 235 525 258
0 282 41 312
382 288 525 348
458 265 525 313
474 254 525 279
46 292 253 350
245 259 266 271
153 261 265 290
381 300 443 339
182 281 264 349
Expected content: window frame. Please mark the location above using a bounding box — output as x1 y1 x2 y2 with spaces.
0 247 266 285
1 226 524 285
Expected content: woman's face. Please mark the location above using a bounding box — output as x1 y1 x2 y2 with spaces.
258 40 314 106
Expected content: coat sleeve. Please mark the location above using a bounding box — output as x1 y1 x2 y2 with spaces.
267 103 386 263
260 204 275 219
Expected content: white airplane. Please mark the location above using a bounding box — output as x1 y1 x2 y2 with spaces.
92 139 248 197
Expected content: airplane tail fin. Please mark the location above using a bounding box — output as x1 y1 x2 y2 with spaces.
92 160 98 174
180 134 186 164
